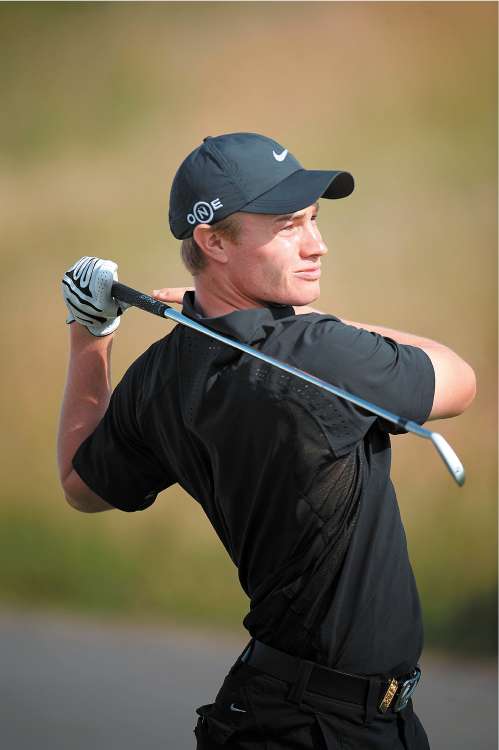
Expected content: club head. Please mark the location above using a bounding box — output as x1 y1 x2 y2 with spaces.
431 432 466 486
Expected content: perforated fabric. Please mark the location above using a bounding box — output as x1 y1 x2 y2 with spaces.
73 292 435 675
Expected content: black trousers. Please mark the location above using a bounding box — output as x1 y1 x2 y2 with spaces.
194 656 430 749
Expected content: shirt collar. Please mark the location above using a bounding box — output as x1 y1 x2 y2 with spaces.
181 291 295 344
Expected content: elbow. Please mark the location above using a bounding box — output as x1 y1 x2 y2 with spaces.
460 364 477 413
60 474 79 512
452 362 477 416
429 358 477 421
64 489 89 513
65 494 80 512
61 471 113 513
60 471 82 512
61 480 87 513
63 489 112 513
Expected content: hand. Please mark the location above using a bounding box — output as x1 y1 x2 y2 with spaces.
62 256 126 337
152 287 194 305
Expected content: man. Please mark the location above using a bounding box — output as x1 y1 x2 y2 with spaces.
58 133 476 749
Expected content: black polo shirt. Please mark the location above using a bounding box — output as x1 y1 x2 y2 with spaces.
73 292 435 677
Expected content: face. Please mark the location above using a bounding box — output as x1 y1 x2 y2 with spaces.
224 202 328 308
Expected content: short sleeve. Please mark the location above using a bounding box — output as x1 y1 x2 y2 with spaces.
73 355 176 512
289 317 435 456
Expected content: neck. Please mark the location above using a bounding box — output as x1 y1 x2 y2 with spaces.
194 274 265 318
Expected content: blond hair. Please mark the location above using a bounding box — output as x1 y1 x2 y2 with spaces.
180 214 241 276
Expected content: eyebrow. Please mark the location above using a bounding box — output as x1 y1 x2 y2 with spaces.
273 202 320 223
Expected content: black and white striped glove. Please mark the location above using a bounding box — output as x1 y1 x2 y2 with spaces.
62 256 126 337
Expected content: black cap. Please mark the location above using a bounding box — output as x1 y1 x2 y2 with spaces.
169 132 354 239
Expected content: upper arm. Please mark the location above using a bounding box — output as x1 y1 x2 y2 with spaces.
70 350 176 513
420 346 477 420
285 318 436 453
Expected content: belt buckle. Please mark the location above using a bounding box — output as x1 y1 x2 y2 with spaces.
393 667 421 712
379 678 399 713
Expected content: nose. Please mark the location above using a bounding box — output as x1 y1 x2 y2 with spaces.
299 222 328 259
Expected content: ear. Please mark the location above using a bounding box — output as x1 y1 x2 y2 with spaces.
193 224 229 264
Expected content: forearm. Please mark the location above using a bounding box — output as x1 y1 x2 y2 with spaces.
57 324 114 485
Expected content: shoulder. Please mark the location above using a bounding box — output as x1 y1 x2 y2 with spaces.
116 332 176 408
126 331 175 375
269 313 374 355
264 313 431 389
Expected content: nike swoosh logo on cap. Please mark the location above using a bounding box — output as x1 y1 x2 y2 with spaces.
272 149 288 162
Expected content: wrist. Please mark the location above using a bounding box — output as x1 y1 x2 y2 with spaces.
69 321 115 349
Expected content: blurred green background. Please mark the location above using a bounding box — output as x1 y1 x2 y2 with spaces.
0 2 496 656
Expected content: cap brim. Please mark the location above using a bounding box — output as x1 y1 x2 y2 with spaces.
241 169 354 215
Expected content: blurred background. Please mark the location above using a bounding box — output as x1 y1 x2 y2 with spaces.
0 2 497 746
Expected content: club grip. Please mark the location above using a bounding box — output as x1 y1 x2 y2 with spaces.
111 282 172 318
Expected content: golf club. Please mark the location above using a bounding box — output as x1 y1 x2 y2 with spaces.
112 282 466 487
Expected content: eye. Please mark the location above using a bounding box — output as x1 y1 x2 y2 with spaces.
281 223 294 231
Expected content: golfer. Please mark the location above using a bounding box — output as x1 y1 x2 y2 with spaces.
58 133 476 749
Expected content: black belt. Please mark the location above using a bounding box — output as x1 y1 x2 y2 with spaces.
241 639 421 714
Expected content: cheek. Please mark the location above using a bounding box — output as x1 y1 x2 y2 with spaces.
230 235 296 297
239 246 287 286
260 248 294 291
243 260 283 295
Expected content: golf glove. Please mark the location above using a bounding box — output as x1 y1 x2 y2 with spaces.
62 256 127 337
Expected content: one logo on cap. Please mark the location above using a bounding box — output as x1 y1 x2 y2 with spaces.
187 198 224 226
272 148 288 162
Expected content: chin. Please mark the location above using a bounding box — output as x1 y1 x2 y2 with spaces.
290 287 320 307
264 282 320 308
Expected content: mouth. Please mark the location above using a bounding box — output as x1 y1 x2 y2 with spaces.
293 267 321 281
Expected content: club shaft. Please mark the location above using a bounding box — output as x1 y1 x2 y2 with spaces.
112 282 465 486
